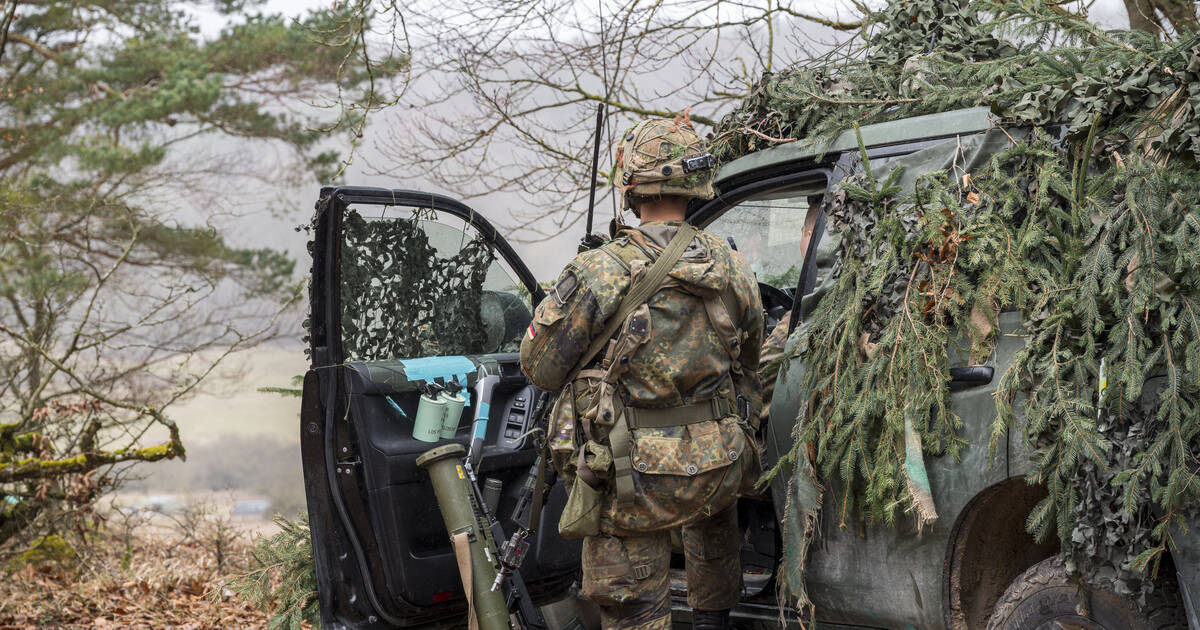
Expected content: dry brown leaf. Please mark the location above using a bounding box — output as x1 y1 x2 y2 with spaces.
858 332 879 359
1 521 270 629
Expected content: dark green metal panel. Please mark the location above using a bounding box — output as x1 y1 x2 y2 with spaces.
715 107 995 183
761 129 1036 627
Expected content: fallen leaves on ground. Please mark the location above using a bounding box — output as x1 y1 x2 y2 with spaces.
0 521 295 629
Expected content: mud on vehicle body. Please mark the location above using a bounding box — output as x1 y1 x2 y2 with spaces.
300 107 1198 629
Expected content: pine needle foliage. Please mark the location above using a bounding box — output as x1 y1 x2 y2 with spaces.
223 515 320 630
719 0 1200 596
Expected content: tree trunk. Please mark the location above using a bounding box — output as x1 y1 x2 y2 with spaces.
1153 0 1199 33
1123 0 1166 35
1123 0 1200 36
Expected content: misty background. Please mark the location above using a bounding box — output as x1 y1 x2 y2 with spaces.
129 0 1140 521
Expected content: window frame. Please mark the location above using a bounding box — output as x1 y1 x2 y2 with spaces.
696 173 831 291
315 186 546 367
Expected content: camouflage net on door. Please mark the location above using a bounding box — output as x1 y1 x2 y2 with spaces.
721 0 1200 608
339 209 495 361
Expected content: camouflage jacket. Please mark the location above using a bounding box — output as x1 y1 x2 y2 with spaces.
520 221 765 534
520 220 764 414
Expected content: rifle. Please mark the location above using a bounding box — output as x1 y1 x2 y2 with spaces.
579 103 608 253
422 370 553 630
461 454 549 630
458 369 549 629
491 392 556 595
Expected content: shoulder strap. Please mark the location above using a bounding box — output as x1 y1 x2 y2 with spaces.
568 223 698 380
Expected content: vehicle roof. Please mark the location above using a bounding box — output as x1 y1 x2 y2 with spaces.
714 106 996 182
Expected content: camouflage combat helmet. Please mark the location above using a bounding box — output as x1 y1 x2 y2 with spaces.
614 112 716 210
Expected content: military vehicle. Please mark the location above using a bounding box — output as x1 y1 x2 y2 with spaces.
300 106 1198 629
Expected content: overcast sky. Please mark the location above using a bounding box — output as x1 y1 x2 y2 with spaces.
185 0 1136 284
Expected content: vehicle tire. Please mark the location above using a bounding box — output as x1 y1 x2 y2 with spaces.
986 556 1186 630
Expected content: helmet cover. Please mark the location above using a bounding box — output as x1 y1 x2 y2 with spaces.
613 112 715 209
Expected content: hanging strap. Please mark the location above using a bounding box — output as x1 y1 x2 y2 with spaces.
570 223 698 381
701 287 745 374
609 415 636 505
450 530 479 630
526 452 547 535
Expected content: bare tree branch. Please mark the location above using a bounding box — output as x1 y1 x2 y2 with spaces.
372 0 863 242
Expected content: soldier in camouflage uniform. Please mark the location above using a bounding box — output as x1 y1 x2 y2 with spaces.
520 115 764 630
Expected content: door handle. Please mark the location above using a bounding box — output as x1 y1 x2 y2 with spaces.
948 366 994 392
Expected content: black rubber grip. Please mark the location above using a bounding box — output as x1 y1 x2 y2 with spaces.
948 366 994 392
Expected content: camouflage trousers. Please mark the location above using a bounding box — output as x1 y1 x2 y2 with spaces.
580 504 742 630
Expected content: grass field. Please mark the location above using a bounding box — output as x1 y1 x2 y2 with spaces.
165 345 308 445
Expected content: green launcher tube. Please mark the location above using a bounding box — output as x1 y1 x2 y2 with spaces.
416 444 511 630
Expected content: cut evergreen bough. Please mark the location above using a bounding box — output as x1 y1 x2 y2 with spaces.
720 0 1200 602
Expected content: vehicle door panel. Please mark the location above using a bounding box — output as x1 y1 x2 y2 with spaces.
346 357 575 605
749 135 1031 627
303 187 578 629
792 311 1026 628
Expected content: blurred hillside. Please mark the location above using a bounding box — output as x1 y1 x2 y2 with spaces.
117 345 309 519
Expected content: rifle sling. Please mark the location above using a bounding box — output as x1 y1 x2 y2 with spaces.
571 223 698 380
526 452 546 535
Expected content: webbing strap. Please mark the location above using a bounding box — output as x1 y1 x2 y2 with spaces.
575 447 601 488
702 287 744 374
527 453 546 535
624 397 731 429
609 414 635 506
450 530 479 630
572 223 698 380
611 396 733 506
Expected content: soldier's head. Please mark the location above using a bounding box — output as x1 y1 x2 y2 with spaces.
613 112 716 221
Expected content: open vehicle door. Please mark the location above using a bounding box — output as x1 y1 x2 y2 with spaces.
301 186 581 629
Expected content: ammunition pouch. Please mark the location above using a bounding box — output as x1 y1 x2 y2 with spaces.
553 384 742 537
609 396 736 507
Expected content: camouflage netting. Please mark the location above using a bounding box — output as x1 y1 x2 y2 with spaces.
339 209 496 361
721 0 1200 606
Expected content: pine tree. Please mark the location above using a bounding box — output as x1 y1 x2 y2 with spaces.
223 515 321 630
0 0 406 551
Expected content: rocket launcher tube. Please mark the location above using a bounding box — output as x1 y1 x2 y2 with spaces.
416 444 511 630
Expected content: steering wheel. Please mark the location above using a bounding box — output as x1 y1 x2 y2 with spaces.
758 282 792 332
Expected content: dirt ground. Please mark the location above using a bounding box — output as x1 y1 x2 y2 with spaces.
0 503 290 629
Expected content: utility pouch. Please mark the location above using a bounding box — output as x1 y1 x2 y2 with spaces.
558 471 602 539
